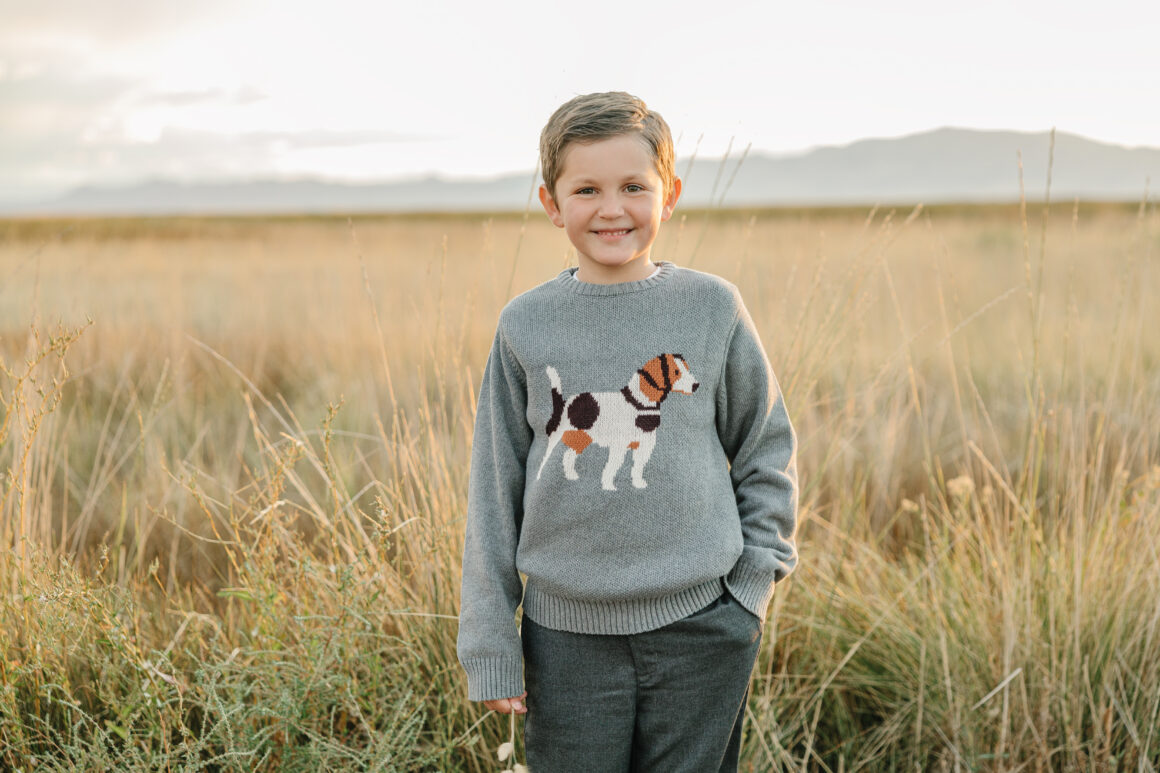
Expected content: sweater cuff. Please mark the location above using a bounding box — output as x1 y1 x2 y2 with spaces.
462 656 524 702
724 556 778 622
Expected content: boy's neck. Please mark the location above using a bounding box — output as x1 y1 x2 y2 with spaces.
574 257 657 285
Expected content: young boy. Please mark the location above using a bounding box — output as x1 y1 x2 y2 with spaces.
457 91 798 772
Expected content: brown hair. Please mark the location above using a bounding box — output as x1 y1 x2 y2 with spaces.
539 91 676 201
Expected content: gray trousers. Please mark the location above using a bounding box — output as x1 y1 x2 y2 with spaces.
520 581 763 773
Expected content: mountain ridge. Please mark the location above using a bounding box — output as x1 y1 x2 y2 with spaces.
9 127 1157 216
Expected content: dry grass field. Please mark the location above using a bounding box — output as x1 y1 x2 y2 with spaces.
1 200 1158 770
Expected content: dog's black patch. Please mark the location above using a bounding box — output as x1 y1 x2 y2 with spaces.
546 387 565 436
635 414 661 432
568 392 599 430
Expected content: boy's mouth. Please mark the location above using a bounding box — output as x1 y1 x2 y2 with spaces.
593 228 632 238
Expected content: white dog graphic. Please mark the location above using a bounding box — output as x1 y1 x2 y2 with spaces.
535 354 700 491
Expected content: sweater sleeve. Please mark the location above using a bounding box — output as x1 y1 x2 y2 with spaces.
456 322 533 701
716 297 799 621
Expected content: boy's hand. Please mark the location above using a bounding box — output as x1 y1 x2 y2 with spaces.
484 691 527 714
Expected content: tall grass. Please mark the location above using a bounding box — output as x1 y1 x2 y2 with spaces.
0 199 1157 769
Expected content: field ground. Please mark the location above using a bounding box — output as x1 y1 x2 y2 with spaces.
1 201 1158 770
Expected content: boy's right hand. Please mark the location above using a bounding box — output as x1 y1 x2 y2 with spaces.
484 691 527 714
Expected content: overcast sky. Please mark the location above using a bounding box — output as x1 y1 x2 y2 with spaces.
2 0 1157 203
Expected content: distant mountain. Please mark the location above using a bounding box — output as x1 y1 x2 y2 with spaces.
688 128 1158 206
9 128 1158 216
20 176 541 217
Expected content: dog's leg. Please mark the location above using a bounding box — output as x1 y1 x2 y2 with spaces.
601 445 629 491
562 448 581 481
630 434 657 489
536 432 562 480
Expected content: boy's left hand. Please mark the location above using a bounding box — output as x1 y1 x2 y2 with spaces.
484 691 527 714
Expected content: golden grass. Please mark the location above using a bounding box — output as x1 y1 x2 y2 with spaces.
0 199 1158 769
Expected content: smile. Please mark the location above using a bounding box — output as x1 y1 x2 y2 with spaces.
594 229 632 237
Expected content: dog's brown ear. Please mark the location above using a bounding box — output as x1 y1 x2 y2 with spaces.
639 356 668 402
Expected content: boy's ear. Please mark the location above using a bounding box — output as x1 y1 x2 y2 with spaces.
661 177 682 222
538 184 565 228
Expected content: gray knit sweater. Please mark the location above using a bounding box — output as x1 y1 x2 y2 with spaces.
457 260 798 702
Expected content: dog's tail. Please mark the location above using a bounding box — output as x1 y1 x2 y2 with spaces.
545 366 564 436
545 365 562 393
537 366 566 480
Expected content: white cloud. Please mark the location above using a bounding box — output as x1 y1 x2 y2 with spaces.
0 0 236 46
135 86 269 108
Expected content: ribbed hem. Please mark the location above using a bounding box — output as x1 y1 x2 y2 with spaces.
724 559 777 621
554 261 677 296
462 656 524 702
522 577 725 635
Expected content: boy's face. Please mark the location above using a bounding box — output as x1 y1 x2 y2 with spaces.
539 134 681 284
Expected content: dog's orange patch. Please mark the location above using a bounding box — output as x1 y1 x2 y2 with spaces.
628 441 640 450
563 429 593 453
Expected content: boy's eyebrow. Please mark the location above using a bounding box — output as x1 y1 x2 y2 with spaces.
565 171 655 186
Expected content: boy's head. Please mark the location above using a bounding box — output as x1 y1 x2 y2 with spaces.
537 92 682 283
539 91 676 203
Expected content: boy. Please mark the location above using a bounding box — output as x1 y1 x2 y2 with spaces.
457 91 798 772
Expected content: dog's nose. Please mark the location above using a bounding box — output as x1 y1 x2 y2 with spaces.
691 382 699 392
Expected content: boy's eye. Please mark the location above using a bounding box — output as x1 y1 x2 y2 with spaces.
577 187 596 195
625 184 643 193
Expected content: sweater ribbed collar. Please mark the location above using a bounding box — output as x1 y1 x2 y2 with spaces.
554 261 677 296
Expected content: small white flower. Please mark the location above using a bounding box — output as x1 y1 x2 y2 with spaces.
497 742 514 762
947 475 975 500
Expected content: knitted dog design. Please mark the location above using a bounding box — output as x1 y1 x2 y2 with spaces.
535 354 700 491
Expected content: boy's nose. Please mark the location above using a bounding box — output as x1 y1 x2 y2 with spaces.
597 196 625 217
